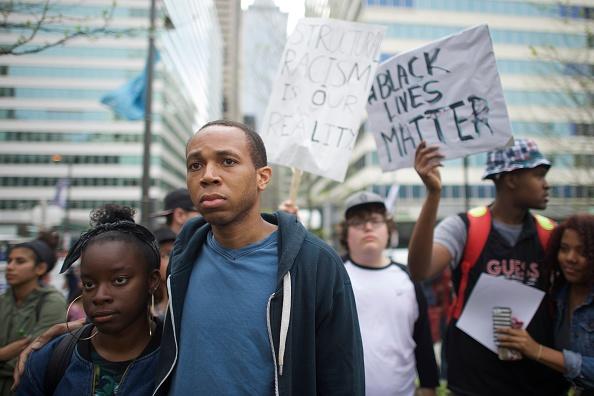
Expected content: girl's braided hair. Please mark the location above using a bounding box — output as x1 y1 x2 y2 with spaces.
60 204 160 273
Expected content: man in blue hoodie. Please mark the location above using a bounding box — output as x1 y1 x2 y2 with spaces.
153 120 364 395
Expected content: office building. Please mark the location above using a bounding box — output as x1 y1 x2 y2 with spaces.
0 0 222 236
215 0 242 121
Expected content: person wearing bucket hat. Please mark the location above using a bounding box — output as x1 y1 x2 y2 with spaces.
339 191 439 396
152 188 200 234
406 140 566 396
0 235 66 396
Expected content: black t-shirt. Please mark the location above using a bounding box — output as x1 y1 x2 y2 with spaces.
446 214 568 396
91 351 130 396
78 323 162 396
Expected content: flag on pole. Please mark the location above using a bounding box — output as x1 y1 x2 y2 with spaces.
100 51 159 120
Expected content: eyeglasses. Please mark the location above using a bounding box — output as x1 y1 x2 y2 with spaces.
347 216 386 230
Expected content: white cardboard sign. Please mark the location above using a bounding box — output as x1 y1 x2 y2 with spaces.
366 24 513 171
260 18 386 181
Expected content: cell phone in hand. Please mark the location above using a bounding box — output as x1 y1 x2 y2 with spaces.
492 306 522 361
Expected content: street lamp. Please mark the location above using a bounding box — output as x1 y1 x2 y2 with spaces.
51 154 73 249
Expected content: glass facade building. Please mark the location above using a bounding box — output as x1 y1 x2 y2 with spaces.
0 0 222 233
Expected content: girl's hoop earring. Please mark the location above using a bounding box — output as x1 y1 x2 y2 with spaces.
65 294 97 341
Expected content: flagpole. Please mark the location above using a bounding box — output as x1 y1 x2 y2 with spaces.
141 0 156 227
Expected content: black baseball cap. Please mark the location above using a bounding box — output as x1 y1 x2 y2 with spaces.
152 227 177 244
152 188 197 217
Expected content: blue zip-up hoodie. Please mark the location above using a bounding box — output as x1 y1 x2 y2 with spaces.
153 211 365 395
17 325 161 395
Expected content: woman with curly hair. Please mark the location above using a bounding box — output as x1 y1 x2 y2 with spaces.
498 214 594 394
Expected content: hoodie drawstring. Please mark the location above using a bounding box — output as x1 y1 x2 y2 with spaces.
278 272 291 376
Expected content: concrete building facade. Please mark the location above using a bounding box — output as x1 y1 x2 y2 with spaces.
215 0 242 121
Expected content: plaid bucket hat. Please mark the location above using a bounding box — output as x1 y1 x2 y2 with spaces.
482 138 551 180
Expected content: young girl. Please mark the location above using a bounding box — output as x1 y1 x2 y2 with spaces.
0 234 66 396
17 205 161 396
498 214 594 394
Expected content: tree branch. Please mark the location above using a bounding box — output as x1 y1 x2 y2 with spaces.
0 0 138 56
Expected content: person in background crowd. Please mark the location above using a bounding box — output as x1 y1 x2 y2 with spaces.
151 188 194 318
36 231 60 287
150 188 197 318
16 205 162 396
152 188 200 235
408 139 568 395
340 191 439 396
151 227 176 320
498 214 594 395
0 235 66 396
423 268 452 379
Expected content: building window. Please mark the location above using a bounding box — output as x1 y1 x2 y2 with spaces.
574 123 594 137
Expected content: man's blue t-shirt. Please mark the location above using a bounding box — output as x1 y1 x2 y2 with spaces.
170 230 278 395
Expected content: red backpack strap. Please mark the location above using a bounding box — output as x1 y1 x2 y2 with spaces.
533 214 556 251
450 207 491 320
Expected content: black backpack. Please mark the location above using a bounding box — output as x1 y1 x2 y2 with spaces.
43 324 93 395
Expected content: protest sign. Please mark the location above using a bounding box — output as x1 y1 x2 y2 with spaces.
367 24 513 171
260 18 386 182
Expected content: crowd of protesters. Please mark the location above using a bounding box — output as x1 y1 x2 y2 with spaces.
0 120 592 396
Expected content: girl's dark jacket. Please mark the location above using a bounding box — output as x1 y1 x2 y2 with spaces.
153 211 365 396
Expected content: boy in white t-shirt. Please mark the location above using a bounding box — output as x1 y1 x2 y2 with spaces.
340 191 439 396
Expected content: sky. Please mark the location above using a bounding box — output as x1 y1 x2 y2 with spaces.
241 0 305 35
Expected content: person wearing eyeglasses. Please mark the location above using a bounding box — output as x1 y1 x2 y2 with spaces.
339 191 439 396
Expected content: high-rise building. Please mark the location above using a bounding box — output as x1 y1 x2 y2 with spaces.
215 0 242 121
241 0 287 130
241 0 288 211
0 0 222 236
305 0 361 20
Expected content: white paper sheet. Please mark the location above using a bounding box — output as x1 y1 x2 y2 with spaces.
456 273 545 353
